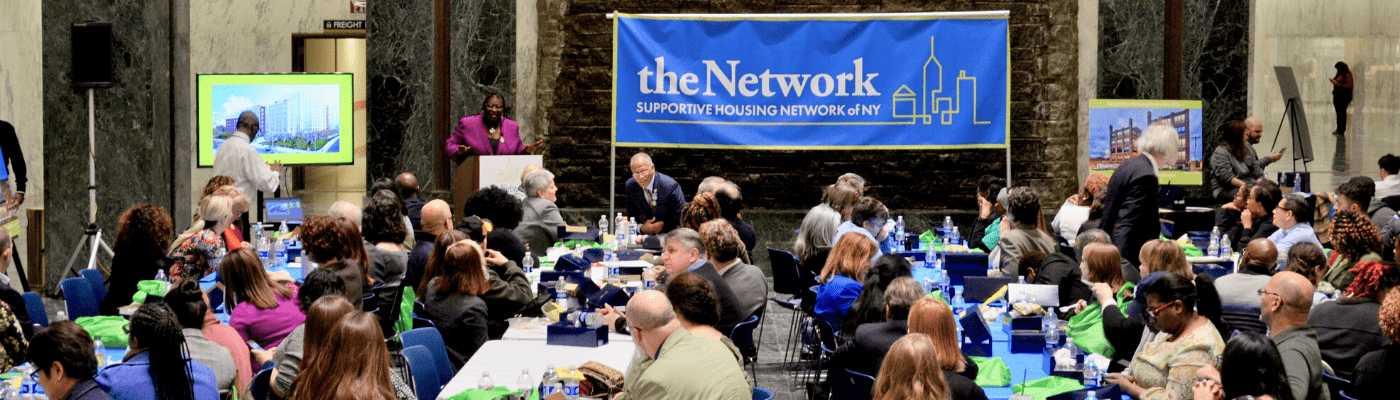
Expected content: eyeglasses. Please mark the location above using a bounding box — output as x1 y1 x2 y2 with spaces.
1257 289 1279 298
484 105 505 111
1146 301 1175 319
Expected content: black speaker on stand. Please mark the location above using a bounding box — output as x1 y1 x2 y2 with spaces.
62 22 117 287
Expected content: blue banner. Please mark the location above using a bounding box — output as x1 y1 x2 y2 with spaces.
613 13 1009 149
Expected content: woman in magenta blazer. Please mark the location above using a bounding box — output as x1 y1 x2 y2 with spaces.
445 91 542 157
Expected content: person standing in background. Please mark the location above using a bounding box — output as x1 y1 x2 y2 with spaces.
445 92 542 161
0 120 28 211
214 111 282 240
1331 62 1353 137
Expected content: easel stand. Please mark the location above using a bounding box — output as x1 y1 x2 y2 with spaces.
61 89 114 288
1270 97 1311 174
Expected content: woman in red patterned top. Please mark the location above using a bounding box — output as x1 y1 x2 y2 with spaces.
168 194 235 280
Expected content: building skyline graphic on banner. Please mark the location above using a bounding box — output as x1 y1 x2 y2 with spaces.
892 37 991 126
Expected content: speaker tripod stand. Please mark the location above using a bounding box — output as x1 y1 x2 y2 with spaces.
60 88 114 291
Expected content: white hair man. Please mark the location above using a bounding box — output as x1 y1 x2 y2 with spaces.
327 200 362 229
1098 123 1178 266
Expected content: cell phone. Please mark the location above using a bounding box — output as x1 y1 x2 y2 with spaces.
247 340 264 351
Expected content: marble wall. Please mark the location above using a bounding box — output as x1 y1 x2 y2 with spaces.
367 0 517 193
1097 0 1249 199
1251 0 1400 191
41 0 183 292
0 0 43 287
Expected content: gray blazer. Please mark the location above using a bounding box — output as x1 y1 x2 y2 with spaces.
718 260 768 319
182 328 238 395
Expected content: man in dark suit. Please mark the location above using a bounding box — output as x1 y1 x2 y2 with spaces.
715 182 758 253
829 277 924 377
1099 123 1179 267
626 153 687 235
395 172 425 232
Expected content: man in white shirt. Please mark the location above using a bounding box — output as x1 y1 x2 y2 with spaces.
1376 154 1400 200
214 111 283 217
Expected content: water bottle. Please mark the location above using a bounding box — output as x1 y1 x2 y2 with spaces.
1065 337 1083 360
1207 227 1220 258
254 223 268 265
94 339 106 369
563 365 580 400
516 368 533 393
944 215 953 232
895 216 906 249
153 269 170 295
540 365 559 398
951 290 965 316
598 215 609 241
18 365 34 398
1219 235 1232 259
606 252 621 286
1085 391 1099 400
950 227 961 246
477 371 495 390
554 277 569 309
615 217 628 249
1043 308 1058 349
1018 276 1027 284
614 213 623 235
276 222 290 265
938 269 951 299
643 267 658 290
1083 357 1102 387
567 310 604 327
1293 175 1303 193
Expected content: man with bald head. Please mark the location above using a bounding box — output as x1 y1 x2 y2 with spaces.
1244 117 1283 165
1215 238 1278 309
1260 271 1330 400
623 290 751 400
327 200 362 229
405 200 452 291
395 173 424 232
215 111 283 238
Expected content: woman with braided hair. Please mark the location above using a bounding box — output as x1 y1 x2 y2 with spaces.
1322 210 1384 292
1351 287 1400 399
96 302 219 400
1308 261 1400 379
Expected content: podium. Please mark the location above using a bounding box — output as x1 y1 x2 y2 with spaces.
451 155 544 217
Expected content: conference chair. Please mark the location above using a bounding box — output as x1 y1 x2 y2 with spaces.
412 316 436 329
1219 305 1267 335
767 248 805 367
728 314 761 377
250 367 273 400
59 277 99 319
1337 390 1360 400
830 368 876 400
21 292 47 328
752 387 775 400
80 269 107 305
401 327 453 386
1323 371 1351 400
402 345 442 400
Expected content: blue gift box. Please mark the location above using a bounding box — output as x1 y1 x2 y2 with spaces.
1009 330 1064 354
546 323 610 347
1042 346 1086 378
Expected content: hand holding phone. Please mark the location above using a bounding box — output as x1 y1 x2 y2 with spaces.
247 340 264 351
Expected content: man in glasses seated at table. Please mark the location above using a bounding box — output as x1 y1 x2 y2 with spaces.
621 290 750 399
26 321 113 400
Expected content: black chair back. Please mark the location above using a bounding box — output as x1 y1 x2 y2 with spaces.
768 248 802 296
1323 371 1351 400
830 368 875 400
1219 305 1267 335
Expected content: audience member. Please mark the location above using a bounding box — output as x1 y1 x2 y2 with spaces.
1309 261 1400 379
167 194 234 280
655 228 745 333
696 176 726 195
1351 288 1400 400
473 234 533 340
700 220 765 320
908 297 981 382
1052 173 1109 245
1078 229 1139 283
625 152 688 235
0 291 24 371
327 200 363 229
1027 248 1093 307
1234 179 1282 251
622 290 750 398
794 202 840 278
716 182 757 253
661 273 750 382
1313 192 1336 248
1136 240 1228 336
0 236 29 340
196 180 245 249
519 168 564 245
395 172 424 232
1215 182 1252 251
680 192 722 232
1283 243 1330 304
419 239 490 370
1336 180 1377 229
96 302 219 400
830 277 923 377
1323 210 1383 292
1190 331 1295 400
1377 154 1400 199
164 279 241 397
838 173 866 195
834 196 890 256
1100 123 1179 267
1258 271 1327 400
1268 193 1323 270
221 247 305 348
363 190 410 289
820 182 861 221
814 232 879 332
1209 119 1268 203
463 186 529 266
300 216 368 308
839 254 912 340
1080 242 1138 372
1215 238 1276 309
1349 176 1398 231
415 230 469 299
406 199 452 294
1106 274 1226 400
872 334 950 400
270 268 349 398
970 176 1008 253
102 204 174 316
290 311 404 400
997 187 1057 276
28 321 111 400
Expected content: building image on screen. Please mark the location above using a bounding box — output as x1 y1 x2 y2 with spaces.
211 84 341 155
1087 99 1204 185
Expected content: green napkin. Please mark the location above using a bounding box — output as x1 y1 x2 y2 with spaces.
1010 376 1085 400
969 356 1011 387
556 240 604 249
928 290 946 303
444 386 526 400
919 230 937 246
74 316 130 349
132 280 169 304
396 287 417 337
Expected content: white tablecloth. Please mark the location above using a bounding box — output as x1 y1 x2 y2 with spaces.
501 326 634 342
437 340 638 399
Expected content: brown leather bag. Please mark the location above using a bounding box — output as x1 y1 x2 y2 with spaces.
577 361 625 397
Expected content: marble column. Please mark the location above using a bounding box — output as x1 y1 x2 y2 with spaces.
42 0 188 292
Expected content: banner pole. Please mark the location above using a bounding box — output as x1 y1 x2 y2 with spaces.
1005 146 1011 185
610 142 616 227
